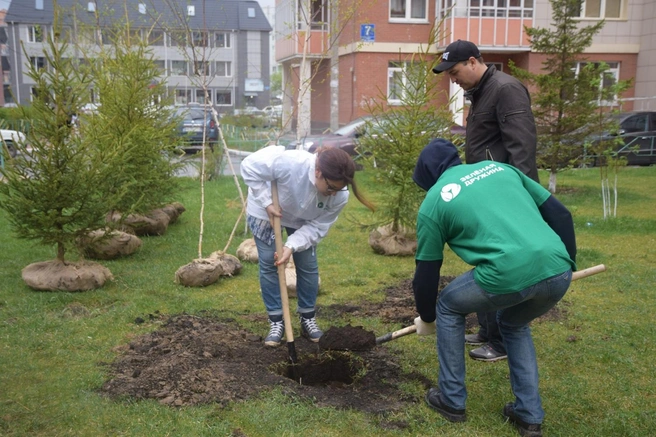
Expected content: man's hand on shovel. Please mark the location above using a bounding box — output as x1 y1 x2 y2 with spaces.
377 264 607 346
414 317 435 335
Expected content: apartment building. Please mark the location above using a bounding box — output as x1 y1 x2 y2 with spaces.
3 0 273 112
275 0 653 130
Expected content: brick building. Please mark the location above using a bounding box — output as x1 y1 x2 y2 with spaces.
275 0 654 132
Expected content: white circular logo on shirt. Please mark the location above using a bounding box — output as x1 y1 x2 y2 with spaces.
440 183 461 202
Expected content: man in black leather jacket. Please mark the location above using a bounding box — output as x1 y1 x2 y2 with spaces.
433 39 540 362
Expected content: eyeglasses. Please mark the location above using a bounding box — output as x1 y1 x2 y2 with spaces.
324 178 347 193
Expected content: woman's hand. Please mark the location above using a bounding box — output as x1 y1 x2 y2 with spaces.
266 203 282 227
274 246 293 266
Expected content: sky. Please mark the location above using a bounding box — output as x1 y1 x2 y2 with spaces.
1 0 9 11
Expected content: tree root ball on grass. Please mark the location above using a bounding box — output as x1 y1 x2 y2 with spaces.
22 260 114 291
368 224 417 256
77 229 142 260
175 252 242 287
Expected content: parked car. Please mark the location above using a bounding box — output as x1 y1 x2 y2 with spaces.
0 129 27 158
175 106 218 153
584 111 656 166
286 117 373 156
263 105 283 118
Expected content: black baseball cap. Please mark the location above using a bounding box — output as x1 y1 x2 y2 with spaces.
433 40 481 74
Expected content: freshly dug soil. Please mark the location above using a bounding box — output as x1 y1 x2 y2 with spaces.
100 275 565 414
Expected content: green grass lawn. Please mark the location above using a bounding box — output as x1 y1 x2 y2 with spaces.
1 166 654 436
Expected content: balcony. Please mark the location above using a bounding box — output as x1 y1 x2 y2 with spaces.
437 1 534 48
275 0 331 63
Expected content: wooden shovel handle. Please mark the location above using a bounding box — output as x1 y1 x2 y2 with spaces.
271 180 295 345
375 264 607 345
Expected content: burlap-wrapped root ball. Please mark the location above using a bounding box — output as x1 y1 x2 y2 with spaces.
161 202 186 224
236 238 258 263
22 260 114 291
175 258 226 287
368 223 417 256
175 252 243 287
208 251 243 276
106 209 170 236
78 229 142 260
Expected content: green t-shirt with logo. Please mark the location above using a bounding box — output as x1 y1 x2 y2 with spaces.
416 161 575 294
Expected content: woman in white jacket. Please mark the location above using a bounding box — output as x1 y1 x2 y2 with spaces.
241 145 374 346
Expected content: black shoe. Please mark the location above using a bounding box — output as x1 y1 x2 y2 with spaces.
503 403 542 437
469 344 508 362
464 333 486 345
424 388 466 423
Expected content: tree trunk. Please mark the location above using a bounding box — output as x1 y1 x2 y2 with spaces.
548 170 558 194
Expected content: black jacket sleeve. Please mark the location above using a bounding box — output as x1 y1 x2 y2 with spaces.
412 259 443 323
539 195 577 263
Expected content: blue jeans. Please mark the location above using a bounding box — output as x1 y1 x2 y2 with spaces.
253 229 319 317
435 269 572 424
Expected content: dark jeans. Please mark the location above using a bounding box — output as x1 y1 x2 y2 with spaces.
477 311 506 354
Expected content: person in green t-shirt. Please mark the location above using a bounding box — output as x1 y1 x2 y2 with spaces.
411 138 576 437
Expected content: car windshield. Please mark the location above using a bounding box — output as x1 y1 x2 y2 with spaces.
334 118 369 136
176 108 208 121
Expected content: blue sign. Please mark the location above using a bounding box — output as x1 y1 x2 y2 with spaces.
360 24 375 42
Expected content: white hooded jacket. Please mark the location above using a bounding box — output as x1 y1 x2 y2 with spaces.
240 146 349 253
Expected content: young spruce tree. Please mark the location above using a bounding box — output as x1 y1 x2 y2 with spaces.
0 19 120 264
509 0 629 193
357 25 458 236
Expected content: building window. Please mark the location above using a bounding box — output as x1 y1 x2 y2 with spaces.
4 85 13 104
170 60 187 76
28 25 44 43
29 56 47 71
298 0 328 29
193 61 210 76
390 0 427 20
196 89 211 105
153 60 166 75
54 26 72 43
192 31 208 47
148 30 164 46
575 61 620 104
575 0 623 19
215 32 231 48
170 31 187 47
175 89 191 105
215 90 232 106
215 61 232 77
101 28 114 45
387 61 422 105
440 0 534 19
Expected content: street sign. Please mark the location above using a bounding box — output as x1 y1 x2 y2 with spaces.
360 24 375 42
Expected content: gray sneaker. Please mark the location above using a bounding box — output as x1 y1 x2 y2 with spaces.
299 315 323 342
264 319 284 347
469 344 507 362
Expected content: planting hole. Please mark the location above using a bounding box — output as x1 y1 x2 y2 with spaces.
274 352 365 386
